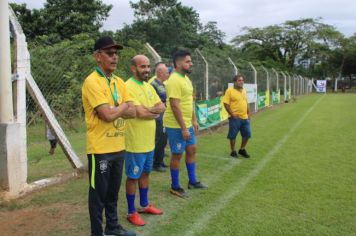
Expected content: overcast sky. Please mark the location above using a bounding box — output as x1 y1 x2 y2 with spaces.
10 0 356 42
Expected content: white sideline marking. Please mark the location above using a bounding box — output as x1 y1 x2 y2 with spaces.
183 95 325 236
141 155 241 236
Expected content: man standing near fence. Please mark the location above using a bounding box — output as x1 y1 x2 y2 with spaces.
150 62 170 172
164 50 207 199
125 55 166 226
223 74 251 158
82 36 136 236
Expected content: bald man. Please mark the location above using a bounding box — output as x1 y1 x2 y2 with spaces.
124 55 166 226
150 62 170 172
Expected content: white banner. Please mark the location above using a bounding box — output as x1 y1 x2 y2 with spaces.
227 83 257 103
316 80 327 93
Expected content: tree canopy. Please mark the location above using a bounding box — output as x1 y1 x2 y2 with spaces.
10 0 112 42
10 0 356 81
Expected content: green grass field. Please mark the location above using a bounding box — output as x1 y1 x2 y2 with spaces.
1 93 355 236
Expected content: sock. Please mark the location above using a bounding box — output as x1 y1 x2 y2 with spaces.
139 187 149 208
170 168 180 189
126 193 136 214
186 162 197 185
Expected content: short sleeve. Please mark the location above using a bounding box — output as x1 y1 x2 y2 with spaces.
167 77 182 99
222 88 231 104
83 78 108 109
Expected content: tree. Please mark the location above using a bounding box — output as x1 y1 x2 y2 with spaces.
11 0 112 42
10 3 47 40
120 0 203 56
231 18 343 72
200 21 226 48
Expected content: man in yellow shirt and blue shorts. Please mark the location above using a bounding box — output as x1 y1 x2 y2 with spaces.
223 74 251 158
125 55 166 226
164 50 207 199
82 36 136 236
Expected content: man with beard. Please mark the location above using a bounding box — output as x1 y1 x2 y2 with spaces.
223 74 251 158
124 55 166 226
82 36 136 236
163 50 207 199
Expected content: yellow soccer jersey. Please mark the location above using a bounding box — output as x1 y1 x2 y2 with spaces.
163 72 193 128
222 87 248 119
125 77 161 152
82 70 130 154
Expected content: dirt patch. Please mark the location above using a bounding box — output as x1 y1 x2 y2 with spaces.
0 203 86 236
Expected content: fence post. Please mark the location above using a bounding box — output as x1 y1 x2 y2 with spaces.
261 66 270 106
294 75 298 97
0 0 13 123
249 62 258 112
195 49 209 100
280 72 288 102
0 0 25 196
228 57 238 75
300 76 304 95
272 68 279 92
145 43 161 64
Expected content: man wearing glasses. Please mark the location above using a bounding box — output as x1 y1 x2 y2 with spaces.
82 36 136 236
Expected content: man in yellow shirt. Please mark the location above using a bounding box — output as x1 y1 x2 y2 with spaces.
82 36 136 236
125 55 166 226
223 74 251 158
164 50 207 199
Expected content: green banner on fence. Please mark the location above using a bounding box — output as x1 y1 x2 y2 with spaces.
258 91 266 109
272 89 280 104
195 97 228 130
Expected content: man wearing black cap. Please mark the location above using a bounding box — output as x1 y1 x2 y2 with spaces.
82 36 136 236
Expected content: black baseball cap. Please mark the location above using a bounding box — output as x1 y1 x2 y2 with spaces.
94 36 123 51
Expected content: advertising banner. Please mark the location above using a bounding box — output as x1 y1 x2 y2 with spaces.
195 97 223 130
272 89 280 104
258 91 266 109
316 80 327 93
244 83 258 104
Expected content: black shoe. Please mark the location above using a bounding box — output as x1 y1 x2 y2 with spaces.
188 181 208 189
104 225 136 236
170 186 189 198
238 149 250 158
230 150 238 158
153 166 166 172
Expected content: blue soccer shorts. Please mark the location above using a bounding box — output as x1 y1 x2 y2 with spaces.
125 150 154 179
166 126 196 154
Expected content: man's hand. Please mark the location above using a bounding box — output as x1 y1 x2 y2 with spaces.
149 106 161 114
182 128 191 140
193 120 199 135
122 103 136 119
